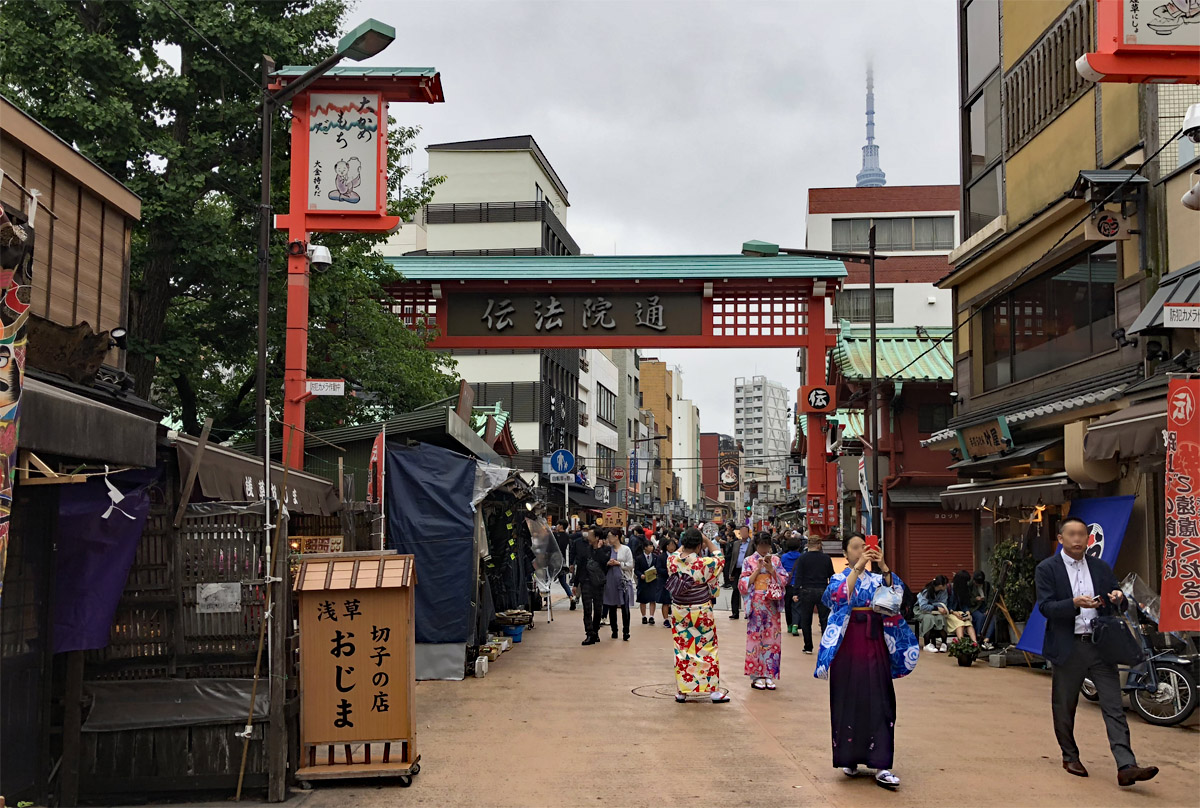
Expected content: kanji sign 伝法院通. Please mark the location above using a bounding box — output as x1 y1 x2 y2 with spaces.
1161 376 1200 632
307 92 383 216
446 292 702 338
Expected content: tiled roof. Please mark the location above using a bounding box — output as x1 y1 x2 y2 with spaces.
798 408 865 440
388 253 848 281
808 185 960 214
831 323 954 382
922 363 1145 446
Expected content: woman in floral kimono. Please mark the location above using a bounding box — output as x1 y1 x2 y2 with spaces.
666 528 728 703
738 533 787 690
814 532 919 791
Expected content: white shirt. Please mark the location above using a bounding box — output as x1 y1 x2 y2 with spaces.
1060 553 1096 635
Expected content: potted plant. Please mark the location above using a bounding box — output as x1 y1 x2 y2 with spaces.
947 636 980 666
988 540 1038 639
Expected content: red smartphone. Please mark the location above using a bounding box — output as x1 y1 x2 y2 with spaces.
865 534 880 552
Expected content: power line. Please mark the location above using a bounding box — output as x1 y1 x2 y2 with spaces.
879 127 1183 384
156 0 264 93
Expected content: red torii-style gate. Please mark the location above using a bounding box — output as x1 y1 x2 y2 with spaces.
381 244 848 535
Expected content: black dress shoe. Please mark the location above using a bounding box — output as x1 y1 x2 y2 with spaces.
1117 765 1158 787
642 616 648 624
623 634 630 641
581 637 595 646
611 633 618 640
1062 760 1088 778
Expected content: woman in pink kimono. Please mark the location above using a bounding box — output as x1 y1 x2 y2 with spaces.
739 533 787 690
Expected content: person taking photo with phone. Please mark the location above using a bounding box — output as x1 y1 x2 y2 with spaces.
739 532 787 690
814 532 918 791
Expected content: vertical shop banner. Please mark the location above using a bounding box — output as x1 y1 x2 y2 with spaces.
366 429 385 503
718 450 740 492
1017 495 1137 655
0 197 35 611
307 92 383 214
1161 377 1200 632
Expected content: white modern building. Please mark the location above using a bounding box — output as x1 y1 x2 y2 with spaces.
382 135 578 257
671 367 702 511
577 349 620 503
733 375 790 480
389 136 584 491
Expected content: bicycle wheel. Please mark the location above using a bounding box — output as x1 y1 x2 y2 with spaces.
1130 663 1197 727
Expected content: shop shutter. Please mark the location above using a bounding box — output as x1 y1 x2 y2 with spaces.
905 521 975 589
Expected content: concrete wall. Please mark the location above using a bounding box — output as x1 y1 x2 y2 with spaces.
427 149 568 219
451 353 540 383
824 283 953 329
426 220 542 253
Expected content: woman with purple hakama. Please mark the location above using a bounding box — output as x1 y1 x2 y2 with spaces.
814 532 919 791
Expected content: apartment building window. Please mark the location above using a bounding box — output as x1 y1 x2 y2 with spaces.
960 0 1002 238
981 243 1117 389
832 216 955 252
628 419 634 438
918 404 953 434
834 288 895 323
596 444 616 479
596 383 616 427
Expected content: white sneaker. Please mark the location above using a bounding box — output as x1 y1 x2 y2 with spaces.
924 643 938 652
938 642 948 653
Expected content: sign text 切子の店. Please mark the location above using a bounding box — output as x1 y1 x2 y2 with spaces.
1161 376 1200 632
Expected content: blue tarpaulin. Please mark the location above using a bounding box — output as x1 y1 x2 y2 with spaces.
385 442 477 644
1016 495 1136 656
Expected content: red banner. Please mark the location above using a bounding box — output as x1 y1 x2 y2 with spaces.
1161 377 1200 633
366 430 385 504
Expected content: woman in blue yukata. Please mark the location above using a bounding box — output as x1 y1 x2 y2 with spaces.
814 532 919 791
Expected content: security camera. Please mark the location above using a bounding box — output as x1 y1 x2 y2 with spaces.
307 244 332 271
1185 102 1200 143
1183 174 1200 212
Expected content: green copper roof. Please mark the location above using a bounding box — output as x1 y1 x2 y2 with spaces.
471 403 510 436
832 321 953 382
387 253 847 281
798 408 865 440
271 66 439 79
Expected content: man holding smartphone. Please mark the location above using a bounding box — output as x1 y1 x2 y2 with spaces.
1034 516 1158 788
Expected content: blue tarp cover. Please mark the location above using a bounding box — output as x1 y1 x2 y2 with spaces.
385 442 476 644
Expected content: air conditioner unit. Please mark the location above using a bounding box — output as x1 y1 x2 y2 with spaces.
580 413 589 426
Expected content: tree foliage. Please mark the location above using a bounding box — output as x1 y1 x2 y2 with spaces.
0 0 455 439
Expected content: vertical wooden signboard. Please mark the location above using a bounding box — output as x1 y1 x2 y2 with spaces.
294 552 419 784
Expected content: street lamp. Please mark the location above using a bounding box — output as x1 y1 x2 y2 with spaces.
256 19 397 457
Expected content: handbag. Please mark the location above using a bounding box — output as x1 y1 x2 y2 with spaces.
871 580 904 617
1091 612 1145 666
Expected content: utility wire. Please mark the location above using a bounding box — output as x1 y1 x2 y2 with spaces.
156 0 264 93
878 127 1183 384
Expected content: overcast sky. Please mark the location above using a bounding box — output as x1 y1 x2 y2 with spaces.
358 0 960 434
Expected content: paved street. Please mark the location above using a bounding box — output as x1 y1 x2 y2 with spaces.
297 595 1199 808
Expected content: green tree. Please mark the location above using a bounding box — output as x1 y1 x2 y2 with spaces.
0 0 455 438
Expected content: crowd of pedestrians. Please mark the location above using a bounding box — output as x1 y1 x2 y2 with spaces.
547 516 1159 792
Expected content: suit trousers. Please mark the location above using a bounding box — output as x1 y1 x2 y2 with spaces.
581 592 603 639
797 587 830 651
1051 638 1137 769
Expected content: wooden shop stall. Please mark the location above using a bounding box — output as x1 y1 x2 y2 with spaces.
293 551 420 786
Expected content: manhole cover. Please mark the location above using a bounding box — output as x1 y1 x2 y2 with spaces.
631 683 681 699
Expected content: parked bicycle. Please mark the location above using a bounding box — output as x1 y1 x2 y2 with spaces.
1081 573 1198 727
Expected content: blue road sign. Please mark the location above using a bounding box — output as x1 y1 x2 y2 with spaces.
549 449 575 474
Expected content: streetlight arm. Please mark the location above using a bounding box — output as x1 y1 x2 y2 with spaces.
268 51 348 106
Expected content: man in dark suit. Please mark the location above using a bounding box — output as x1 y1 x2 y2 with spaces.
1034 516 1158 787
